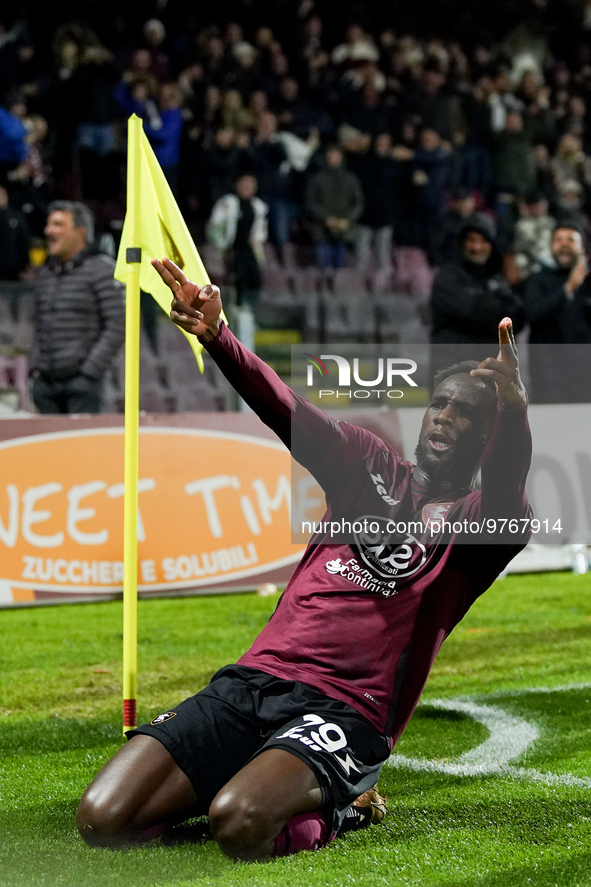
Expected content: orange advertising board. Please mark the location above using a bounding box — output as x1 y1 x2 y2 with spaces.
0 427 308 600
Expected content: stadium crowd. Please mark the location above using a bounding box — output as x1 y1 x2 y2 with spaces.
0 0 590 410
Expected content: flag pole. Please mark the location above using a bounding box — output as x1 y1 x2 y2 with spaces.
122 114 142 735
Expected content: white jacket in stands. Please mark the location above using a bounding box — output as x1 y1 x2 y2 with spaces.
207 193 269 256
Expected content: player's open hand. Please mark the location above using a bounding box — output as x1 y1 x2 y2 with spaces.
470 318 527 411
151 258 222 340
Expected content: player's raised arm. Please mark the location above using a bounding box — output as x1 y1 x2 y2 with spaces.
470 317 527 412
150 258 358 476
474 318 532 524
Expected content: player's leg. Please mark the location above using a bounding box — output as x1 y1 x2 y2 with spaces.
76 734 204 848
208 747 327 861
208 698 390 862
77 667 273 850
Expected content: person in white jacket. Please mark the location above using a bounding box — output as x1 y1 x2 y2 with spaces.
207 173 269 309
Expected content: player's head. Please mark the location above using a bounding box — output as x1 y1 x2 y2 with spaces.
415 361 498 488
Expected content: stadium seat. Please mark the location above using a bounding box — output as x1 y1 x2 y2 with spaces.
0 296 16 346
392 247 431 294
0 353 31 411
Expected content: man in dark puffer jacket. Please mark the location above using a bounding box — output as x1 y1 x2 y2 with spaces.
29 201 125 413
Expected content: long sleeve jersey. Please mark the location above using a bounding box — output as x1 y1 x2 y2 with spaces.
204 324 532 747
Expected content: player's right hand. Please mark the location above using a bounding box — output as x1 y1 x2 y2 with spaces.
151 258 222 339
470 317 527 411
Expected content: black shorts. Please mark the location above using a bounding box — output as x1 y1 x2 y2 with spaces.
127 664 390 834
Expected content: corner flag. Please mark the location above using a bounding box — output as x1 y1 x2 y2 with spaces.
114 113 211 370
117 114 219 736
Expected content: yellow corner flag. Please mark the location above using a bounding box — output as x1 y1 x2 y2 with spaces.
115 113 210 370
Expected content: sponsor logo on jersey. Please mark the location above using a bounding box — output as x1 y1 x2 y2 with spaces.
354 515 427 579
151 711 177 725
324 556 398 596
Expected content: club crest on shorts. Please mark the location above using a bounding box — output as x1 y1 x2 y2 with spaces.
151 711 177 725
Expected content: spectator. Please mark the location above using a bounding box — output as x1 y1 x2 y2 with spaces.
493 110 536 201
456 77 494 199
144 82 185 195
198 85 224 148
488 64 523 132
115 78 184 194
197 31 229 90
552 178 591 245
550 133 587 194
562 94 589 150
305 144 364 271
224 41 260 99
412 127 452 261
493 110 536 249
206 173 268 310
524 222 591 402
275 76 333 142
433 186 478 266
6 112 53 237
246 112 294 256
199 126 244 216
71 44 120 159
29 200 125 414
512 189 555 277
0 101 29 181
0 184 31 282
331 23 380 69
220 89 255 136
403 61 464 142
141 19 170 83
430 213 524 368
350 133 397 273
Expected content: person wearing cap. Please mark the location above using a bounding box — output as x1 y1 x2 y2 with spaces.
524 221 591 403
430 212 524 371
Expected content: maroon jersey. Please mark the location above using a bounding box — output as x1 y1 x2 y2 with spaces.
205 324 532 747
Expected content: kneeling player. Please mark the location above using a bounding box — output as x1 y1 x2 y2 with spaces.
77 259 531 860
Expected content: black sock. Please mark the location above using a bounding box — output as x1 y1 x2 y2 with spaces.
338 805 373 834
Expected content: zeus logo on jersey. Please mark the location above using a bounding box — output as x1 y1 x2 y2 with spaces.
355 516 427 579
369 471 400 507
276 714 360 775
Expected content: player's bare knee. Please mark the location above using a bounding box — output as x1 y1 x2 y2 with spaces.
209 790 274 861
76 790 131 848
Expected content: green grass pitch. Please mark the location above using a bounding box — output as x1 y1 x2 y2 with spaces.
1 571 591 887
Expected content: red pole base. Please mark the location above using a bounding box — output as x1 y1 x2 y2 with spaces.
123 698 137 731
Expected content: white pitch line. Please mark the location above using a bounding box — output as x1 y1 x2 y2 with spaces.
385 698 539 777
384 696 591 787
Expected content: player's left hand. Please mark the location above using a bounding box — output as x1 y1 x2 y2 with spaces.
470 317 527 411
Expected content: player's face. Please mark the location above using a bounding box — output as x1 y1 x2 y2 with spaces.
415 374 496 485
